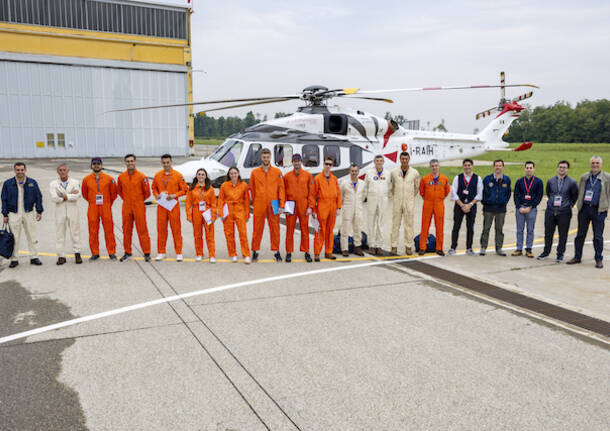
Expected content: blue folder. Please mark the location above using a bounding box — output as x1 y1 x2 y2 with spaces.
271 199 280 215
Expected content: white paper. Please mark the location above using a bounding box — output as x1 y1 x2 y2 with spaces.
284 200 295 215
203 208 213 225
311 216 320 233
223 203 229 218
158 192 177 211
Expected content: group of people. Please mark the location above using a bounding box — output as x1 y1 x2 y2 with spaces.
1 151 608 268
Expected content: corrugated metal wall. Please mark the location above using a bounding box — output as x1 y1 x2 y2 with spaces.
0 60 188 158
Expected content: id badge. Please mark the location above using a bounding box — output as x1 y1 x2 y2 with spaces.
553 195 562 207
199 201 206 212
525 195 531 200
584 190 594 202
96 194 103 205
462 189 469 195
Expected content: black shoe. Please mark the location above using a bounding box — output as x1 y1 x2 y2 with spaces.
9 260 18 268
595 260 604 269
314 254 320 262
120 253 132 262
144 254 151 262
252 251 259 262
30 258 42 266
342 250 349 257
324 253 336 260
109 254 117 261
75 253 82 264
285 253 292 263
537 252 549 261
418 250 425 256
56 257 66 265
436 250 445 256
90 254 100 261
304 252 312 263
274 252 282 262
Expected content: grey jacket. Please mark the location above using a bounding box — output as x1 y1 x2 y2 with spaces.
576 170 610 213
545 175 578 214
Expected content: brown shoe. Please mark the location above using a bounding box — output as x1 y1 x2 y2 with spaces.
56 257 66 265
353 246 364 256
391 247 398 255
418 250 425 256
324 253 336 260
436 250 445 256
342 250 349 257
566 258 581 265
405 247 412 255
511 250 523 256
525 250 534 258
595 260 604 269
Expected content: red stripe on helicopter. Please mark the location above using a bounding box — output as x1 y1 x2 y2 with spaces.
383 123 395 149
384 151 397 163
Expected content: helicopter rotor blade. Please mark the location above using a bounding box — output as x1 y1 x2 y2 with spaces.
510 91 534 103
475 107 499 120
339 95 394 103
101 95 300 115
356 83 539 95
195 98 294 115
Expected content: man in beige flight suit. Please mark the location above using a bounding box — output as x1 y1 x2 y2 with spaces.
364 155 391 255
50 164 82 265
339 164 366 257
390 151 420 255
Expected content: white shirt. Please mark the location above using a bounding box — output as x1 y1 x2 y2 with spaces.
451 173 483 202
17 179 25 214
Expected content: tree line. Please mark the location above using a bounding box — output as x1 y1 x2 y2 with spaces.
193 99 609 143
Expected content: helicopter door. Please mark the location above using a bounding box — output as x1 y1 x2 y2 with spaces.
323 114 348 135
274 144 293 170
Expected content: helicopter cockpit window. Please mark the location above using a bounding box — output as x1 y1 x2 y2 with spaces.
209 139 243 167
350 146 362 166
302 144 319 167
323 145 340 167
244 143 262 168
274 144 293 168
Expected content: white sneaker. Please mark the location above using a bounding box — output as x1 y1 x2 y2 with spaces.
155 254 165 261
447 248 456 256
176 254 183 262
209 257 216 264
244 256 251 264
231 256 238 263
196 256 202 262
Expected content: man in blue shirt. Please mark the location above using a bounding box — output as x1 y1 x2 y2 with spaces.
480 160 511 256
1 162 44 268
567 156 610 268
512 161 544 258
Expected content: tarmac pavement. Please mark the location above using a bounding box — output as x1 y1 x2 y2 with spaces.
0 157 608 430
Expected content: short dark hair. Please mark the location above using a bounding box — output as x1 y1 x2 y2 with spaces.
462 158 474 166
324 156 335 165
557 160 570 168
124 154 136 161
13 162 26 169
374 154 384 160
525 161 535 167
349 163 359 169
493 159 504 167
400 151 410 159
261 148 271 155
161 154 172 160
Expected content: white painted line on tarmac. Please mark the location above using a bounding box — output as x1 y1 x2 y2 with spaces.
1 240 606 345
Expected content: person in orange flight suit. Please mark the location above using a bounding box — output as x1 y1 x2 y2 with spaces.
250 147 286 262
419 158 451 256
186 168 217 263
117 154 152 262
218 166 251 263
151 154 188 262
283 153 315 263
312 156 342 261
81 157 118 260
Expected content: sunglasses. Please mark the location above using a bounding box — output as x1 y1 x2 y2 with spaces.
324 162 333 166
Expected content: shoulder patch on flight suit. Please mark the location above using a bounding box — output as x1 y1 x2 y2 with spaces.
373 176 379 180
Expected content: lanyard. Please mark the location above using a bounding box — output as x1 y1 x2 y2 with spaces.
95 176 101 193
462 174 473 188
163 171 171 189
589 174 599 188
556 176 565 194
198 184 206 202
523 176 535 195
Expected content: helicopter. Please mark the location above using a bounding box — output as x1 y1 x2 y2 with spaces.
105 72 538 185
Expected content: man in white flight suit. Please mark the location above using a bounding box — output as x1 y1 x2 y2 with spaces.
340 164 366 257
390 151 420 255
364 155 391 255
49 164 82 265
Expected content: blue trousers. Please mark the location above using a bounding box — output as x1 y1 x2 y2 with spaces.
574 205 606 261
515 207 537 251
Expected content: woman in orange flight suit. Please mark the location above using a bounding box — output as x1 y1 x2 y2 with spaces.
186 168 217 263
218 167 251 263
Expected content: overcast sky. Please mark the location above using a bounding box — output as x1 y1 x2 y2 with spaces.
178 0 608 133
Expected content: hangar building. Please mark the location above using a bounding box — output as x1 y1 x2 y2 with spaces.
0 0 193 158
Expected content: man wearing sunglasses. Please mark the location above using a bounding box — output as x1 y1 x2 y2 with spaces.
312 156 342 261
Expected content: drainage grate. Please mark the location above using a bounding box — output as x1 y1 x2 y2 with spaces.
398 260 610 338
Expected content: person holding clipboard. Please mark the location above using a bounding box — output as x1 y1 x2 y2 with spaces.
218 167 251 264
283 153 314 263
186 168 217 263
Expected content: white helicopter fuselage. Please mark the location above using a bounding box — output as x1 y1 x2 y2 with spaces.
175 103 524 185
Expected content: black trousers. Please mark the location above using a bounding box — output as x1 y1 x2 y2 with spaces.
543 211 571 257
451 204 477 249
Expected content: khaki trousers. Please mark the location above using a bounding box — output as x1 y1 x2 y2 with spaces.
8 211 38 260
